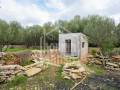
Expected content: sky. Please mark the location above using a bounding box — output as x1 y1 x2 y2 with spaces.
0 0 120 26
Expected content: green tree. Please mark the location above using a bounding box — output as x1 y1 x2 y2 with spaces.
115 23 120 46
9 21 22 44
24 25 43 47
0 19 9 51
84 15 116 56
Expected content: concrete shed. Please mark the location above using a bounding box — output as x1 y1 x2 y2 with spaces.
59 33 88 59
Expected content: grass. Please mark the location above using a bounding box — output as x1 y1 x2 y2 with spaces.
6 48 31 52
62 56 79 63
6 47 50 52
7 75 27 87
55 65 74 87
55 65 64 80
87 64 105 76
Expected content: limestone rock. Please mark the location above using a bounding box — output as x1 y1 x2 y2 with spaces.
63 61 87 80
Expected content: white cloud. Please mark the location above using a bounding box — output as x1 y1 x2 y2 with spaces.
0 0 50 26
45 0 65 10
0 0 120 26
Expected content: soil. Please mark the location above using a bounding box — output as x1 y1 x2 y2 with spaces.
75 70 120 90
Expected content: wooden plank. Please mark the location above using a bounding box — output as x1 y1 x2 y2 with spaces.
25 67 42 77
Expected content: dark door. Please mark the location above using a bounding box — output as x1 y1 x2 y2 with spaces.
65 39 71 55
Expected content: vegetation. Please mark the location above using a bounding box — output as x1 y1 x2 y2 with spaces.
87 64 105 76
8 75 27 87
20 59 33 66
5 47 34 52
55 65 74 88
91 48 97 56
1 53 20 64
0 15 120 54
84 15 116 56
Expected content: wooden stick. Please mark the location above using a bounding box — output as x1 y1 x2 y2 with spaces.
70 75 87 90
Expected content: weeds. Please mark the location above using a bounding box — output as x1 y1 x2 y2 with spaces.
20 59 33 66
8 75 27 87
87 64 105 76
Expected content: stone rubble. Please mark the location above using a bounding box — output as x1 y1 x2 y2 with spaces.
0 65 26 82
63 61 88 80
0 61 48 82
87 55 120 71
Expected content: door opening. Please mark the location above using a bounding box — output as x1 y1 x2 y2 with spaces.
65 39 71 55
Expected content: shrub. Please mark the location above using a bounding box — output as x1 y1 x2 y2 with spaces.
20 58 33 66
55 65 63 80
91 49 97 56
8 75 27 86
110 48 120 56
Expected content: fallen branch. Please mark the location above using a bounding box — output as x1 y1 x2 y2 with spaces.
70 75 87 90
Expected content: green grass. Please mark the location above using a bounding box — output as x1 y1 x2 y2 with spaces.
6 47 49 52
6 48 29 52
62 56 79 62
8 75 28 87
87 64 105 76
55 65 64 80
55 65 74 87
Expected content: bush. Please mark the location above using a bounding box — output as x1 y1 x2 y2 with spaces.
8 75 27 86
91 49 97 56
110 48 120 56
55 65 63 80
20 59 33 66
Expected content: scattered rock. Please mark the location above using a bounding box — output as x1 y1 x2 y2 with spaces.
63 61 88 80
0 65 26 82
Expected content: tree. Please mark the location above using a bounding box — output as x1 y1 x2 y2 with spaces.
84 15 116 56
56 15 84 33
9 21 22 44
24 25 43 47
0 19 9 51
67 15 84 33
115 23 120 46
43 22 59 45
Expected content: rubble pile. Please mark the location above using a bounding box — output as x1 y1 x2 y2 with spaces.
24 61 48 77
31 50 43 61
0 53 21 65
87 55 120 71
0 61 49 82
63 61 88 80
0 65 25 82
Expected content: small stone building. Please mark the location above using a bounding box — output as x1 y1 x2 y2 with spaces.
59 33 88 59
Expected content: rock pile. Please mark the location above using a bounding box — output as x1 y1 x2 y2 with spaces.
1 53 21 65
31 50 44 61
0 65 25 82
63 61 88 80
24 61 48 77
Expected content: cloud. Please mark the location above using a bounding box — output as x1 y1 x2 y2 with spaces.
44 0 65 10
0 0 50 26
0 0 120 26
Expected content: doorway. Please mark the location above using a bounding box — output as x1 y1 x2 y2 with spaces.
65 39 71 55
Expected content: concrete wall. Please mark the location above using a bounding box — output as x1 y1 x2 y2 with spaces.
80 34 88 60
59 33 80 57
59 33 88 59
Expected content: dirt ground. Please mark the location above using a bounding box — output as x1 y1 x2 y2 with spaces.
75 70 120 90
